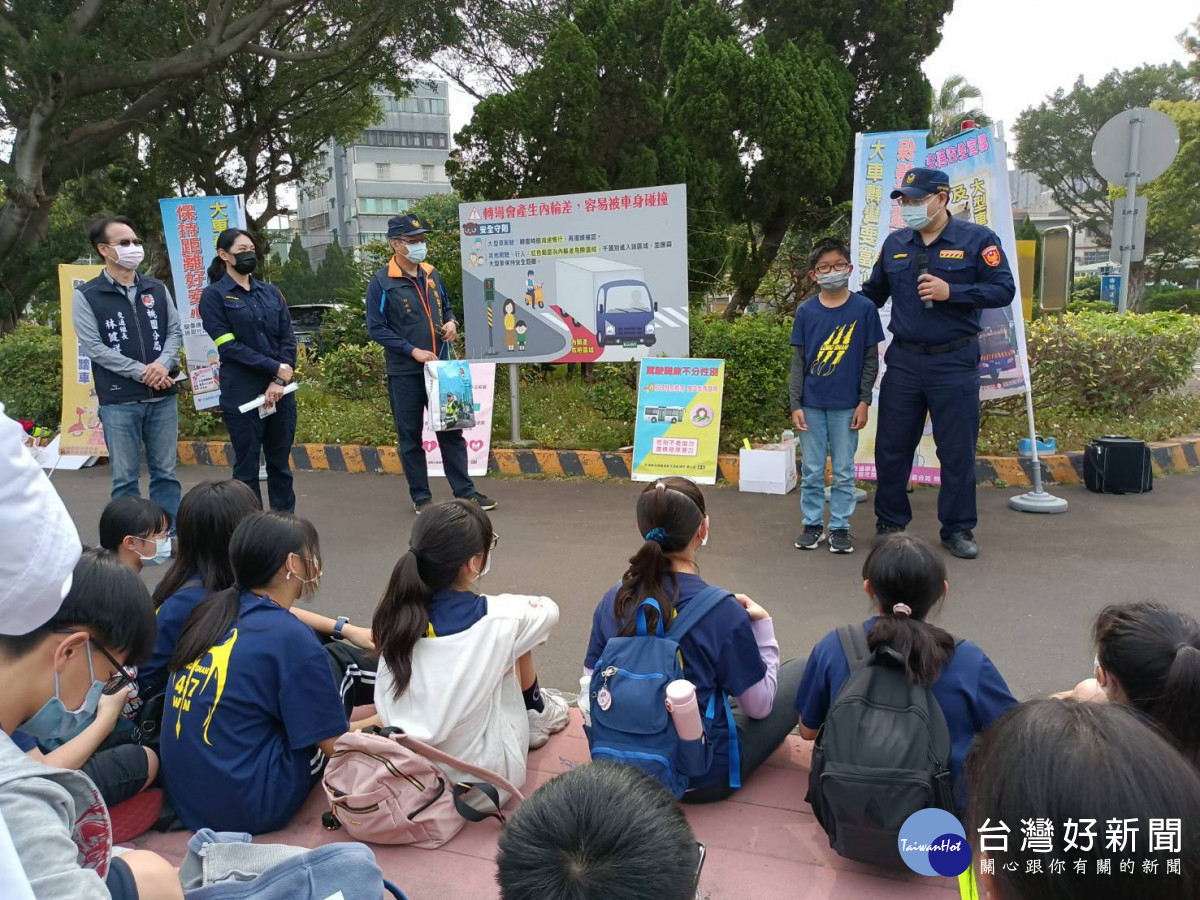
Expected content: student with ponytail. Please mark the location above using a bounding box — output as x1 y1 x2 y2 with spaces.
1057 601 1200 765
795 533 1017 794
199 228 299 512
160 512 371 833
372 500 564 798
583 477 803 803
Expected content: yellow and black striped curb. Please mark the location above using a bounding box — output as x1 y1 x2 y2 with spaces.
177 434 1200 486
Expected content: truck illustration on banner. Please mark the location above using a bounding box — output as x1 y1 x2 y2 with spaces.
555 258 658 348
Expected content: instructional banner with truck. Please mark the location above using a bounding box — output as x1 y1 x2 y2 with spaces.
458 185 689 364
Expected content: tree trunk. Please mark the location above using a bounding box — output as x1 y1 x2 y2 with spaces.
1126 261 1147 313
723 202 794 321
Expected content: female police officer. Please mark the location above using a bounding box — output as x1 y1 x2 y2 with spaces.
199 229 298 512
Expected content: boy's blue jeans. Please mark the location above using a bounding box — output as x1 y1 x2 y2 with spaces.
799 407 858 531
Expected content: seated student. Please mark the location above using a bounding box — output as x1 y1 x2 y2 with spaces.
1056 600 1200 766
584 477 802 803
496 761 702 900
0 549 182 900
98 497 171 573
372 500 565 798
160 512 367 834
966 698 1200 900
795 533 1017 797
143 479 376 711
11 550 160 835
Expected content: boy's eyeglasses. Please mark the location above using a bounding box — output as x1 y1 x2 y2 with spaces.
54 630 136 694
813 262 851 275
105 239 144 247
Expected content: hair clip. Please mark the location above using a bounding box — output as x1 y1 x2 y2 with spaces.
654 482 667 491
891 603 913 617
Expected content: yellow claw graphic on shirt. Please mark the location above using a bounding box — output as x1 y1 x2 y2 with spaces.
171 629 238 745
809 321 858 376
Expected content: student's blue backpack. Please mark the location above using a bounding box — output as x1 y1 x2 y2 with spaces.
585 587 740 799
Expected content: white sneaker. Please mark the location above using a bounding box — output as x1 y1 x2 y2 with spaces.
527 688 570 750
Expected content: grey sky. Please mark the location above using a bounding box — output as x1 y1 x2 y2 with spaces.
923 0 1195 147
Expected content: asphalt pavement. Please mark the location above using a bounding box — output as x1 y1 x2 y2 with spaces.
54 464 1200 700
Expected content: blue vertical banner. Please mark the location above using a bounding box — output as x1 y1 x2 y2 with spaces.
632 358 725 484
159 196 246 410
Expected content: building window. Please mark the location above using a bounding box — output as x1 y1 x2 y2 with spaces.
422 165 434 183
376 163 391 180
358 129 449 150
356 198 411 215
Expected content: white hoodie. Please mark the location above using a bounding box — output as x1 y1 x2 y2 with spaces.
373 593 559 801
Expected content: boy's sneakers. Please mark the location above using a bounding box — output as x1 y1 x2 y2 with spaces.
467 493 498 511
528 688 570 750
413 499 432 515
794 525 824 550
828 529 854 554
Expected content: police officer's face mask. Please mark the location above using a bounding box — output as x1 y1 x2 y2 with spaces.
405 242 428 264
900 195 943 230
231 251 257 275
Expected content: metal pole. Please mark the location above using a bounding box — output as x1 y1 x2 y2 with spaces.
1116 114 1143 314
508 362 521 442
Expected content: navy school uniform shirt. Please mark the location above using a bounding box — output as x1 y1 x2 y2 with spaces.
794 617 1018 793
139 575 208 702
160 589 348 834
859 216 1016 346
790 292 884 409
425 589 487 637
199 273 297 406
585 574 767 790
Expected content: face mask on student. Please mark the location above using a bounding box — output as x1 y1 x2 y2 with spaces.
287 555 322 595
20 643 105 741
114 244 145 270
136 536 172 566
900 197 939 230
816 270 851 291
474 552 492 580
405 242 428 264
700 517 710 548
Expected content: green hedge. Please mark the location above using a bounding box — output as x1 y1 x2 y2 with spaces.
0 323 62 425
1144 288 1200 315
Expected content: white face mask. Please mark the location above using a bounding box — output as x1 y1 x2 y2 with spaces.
474 552 492 580
113 243 145 270
700 517 710 547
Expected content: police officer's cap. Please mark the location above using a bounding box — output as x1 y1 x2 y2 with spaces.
890 167 951 200
386 214 429 239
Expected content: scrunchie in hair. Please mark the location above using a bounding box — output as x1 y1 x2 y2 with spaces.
644 527 668 547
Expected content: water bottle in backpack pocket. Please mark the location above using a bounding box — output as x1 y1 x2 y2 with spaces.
585 588 740 800
807 624 959 866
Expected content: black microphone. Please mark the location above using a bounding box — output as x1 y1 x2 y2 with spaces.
917 252 931 310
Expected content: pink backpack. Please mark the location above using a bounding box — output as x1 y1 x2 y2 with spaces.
321 726 524 848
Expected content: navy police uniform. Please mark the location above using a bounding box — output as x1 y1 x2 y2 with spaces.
366 214 477 506
200 272 298 512
860 168 1015 553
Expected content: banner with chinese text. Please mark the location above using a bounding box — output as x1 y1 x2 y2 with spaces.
159 196 246 410
632 358 724 485
57 264 108 456
848 126 1029 485
458 185 688 364
421 362 496 477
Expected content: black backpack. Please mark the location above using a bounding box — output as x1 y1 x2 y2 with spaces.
807 624 958 866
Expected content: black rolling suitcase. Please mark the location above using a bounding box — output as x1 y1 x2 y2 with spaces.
1083 435 1152 494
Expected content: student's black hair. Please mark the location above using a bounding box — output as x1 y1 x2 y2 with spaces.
152 480 260 608
0 548 156 664
862 534 956 686
207 228 256 283
807 236 851 272
496 761 700 900
613 478 706 637
1093 601 1200 764
88 216 137 253
170 511 319 671
97 496 168 552
966 698 1200 900
372 500 492 699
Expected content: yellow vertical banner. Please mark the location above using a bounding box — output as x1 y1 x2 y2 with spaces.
1016 240 1037 322
58 264 108 456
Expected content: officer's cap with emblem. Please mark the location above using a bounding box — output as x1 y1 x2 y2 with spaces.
386 214 430 238
890 167 951 200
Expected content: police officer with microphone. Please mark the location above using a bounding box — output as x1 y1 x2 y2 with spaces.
860 167 1015 559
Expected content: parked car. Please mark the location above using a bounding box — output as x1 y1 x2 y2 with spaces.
289 303 337 357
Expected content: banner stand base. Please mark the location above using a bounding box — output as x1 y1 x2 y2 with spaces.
1009 490 1069 514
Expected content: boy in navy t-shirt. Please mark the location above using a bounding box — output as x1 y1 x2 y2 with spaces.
790 238 885 554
